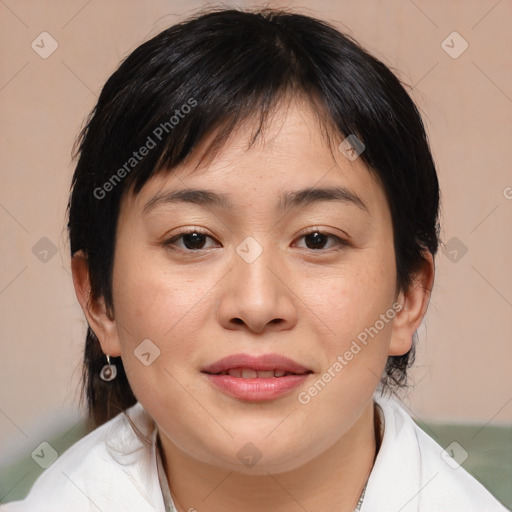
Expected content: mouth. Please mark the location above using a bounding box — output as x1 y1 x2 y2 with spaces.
201 352 313 376
201 353 313 401
204 368 311 378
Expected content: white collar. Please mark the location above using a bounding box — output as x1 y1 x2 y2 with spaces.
117 391 506 512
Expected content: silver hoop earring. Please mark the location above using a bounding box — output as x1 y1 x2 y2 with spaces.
99 354 117 382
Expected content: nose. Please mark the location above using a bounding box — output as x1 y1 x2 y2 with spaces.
217 240 298 334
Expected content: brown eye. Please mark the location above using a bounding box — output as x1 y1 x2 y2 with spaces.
180 232 208 250
304 231 329 249
296 230 348 251
163 229 217 251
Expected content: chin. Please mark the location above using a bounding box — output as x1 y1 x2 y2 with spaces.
193 435 321 475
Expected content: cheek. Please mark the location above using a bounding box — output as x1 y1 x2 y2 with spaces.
296 271 396 426
111 248 218 404
113 244 212 339
296 250 397 407
302 248 396 342
111 267 208 428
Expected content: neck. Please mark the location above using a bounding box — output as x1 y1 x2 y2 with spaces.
158 399 381 512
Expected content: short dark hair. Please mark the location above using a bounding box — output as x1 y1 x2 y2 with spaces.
67 6 440 429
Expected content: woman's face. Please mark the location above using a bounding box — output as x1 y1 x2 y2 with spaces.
105 99 407 474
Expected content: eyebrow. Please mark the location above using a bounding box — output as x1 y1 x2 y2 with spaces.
142 185 369 216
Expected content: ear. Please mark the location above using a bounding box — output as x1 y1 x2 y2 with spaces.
71 250 122 357
388 250 435 356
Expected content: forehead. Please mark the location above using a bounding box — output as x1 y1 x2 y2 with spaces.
123 99 387 218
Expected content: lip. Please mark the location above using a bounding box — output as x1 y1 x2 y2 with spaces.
201 353 313 402
204 373 311 401
201 353 311 374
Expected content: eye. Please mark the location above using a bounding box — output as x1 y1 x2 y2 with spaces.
294 229 348 251
163 228 218 251
162 227 348 253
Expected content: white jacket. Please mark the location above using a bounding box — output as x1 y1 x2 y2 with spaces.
1 392 509 512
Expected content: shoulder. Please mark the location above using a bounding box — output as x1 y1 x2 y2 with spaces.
0 403 165 512
362 392 510 512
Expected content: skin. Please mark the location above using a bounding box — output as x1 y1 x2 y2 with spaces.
72 96 434 512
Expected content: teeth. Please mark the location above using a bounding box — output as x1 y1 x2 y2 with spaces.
222 368 293 378
257 370 275 379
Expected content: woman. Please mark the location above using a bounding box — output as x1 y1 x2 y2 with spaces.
1 7 508 512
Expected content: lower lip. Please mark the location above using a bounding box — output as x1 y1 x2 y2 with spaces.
203 373 311 401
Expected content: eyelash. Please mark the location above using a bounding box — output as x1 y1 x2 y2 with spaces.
162 227 348 253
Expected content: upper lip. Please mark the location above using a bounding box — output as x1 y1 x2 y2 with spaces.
202 353 312 374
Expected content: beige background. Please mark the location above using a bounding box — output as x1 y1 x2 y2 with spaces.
1 0 511 465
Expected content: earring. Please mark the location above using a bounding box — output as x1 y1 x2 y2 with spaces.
99 354 117 382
